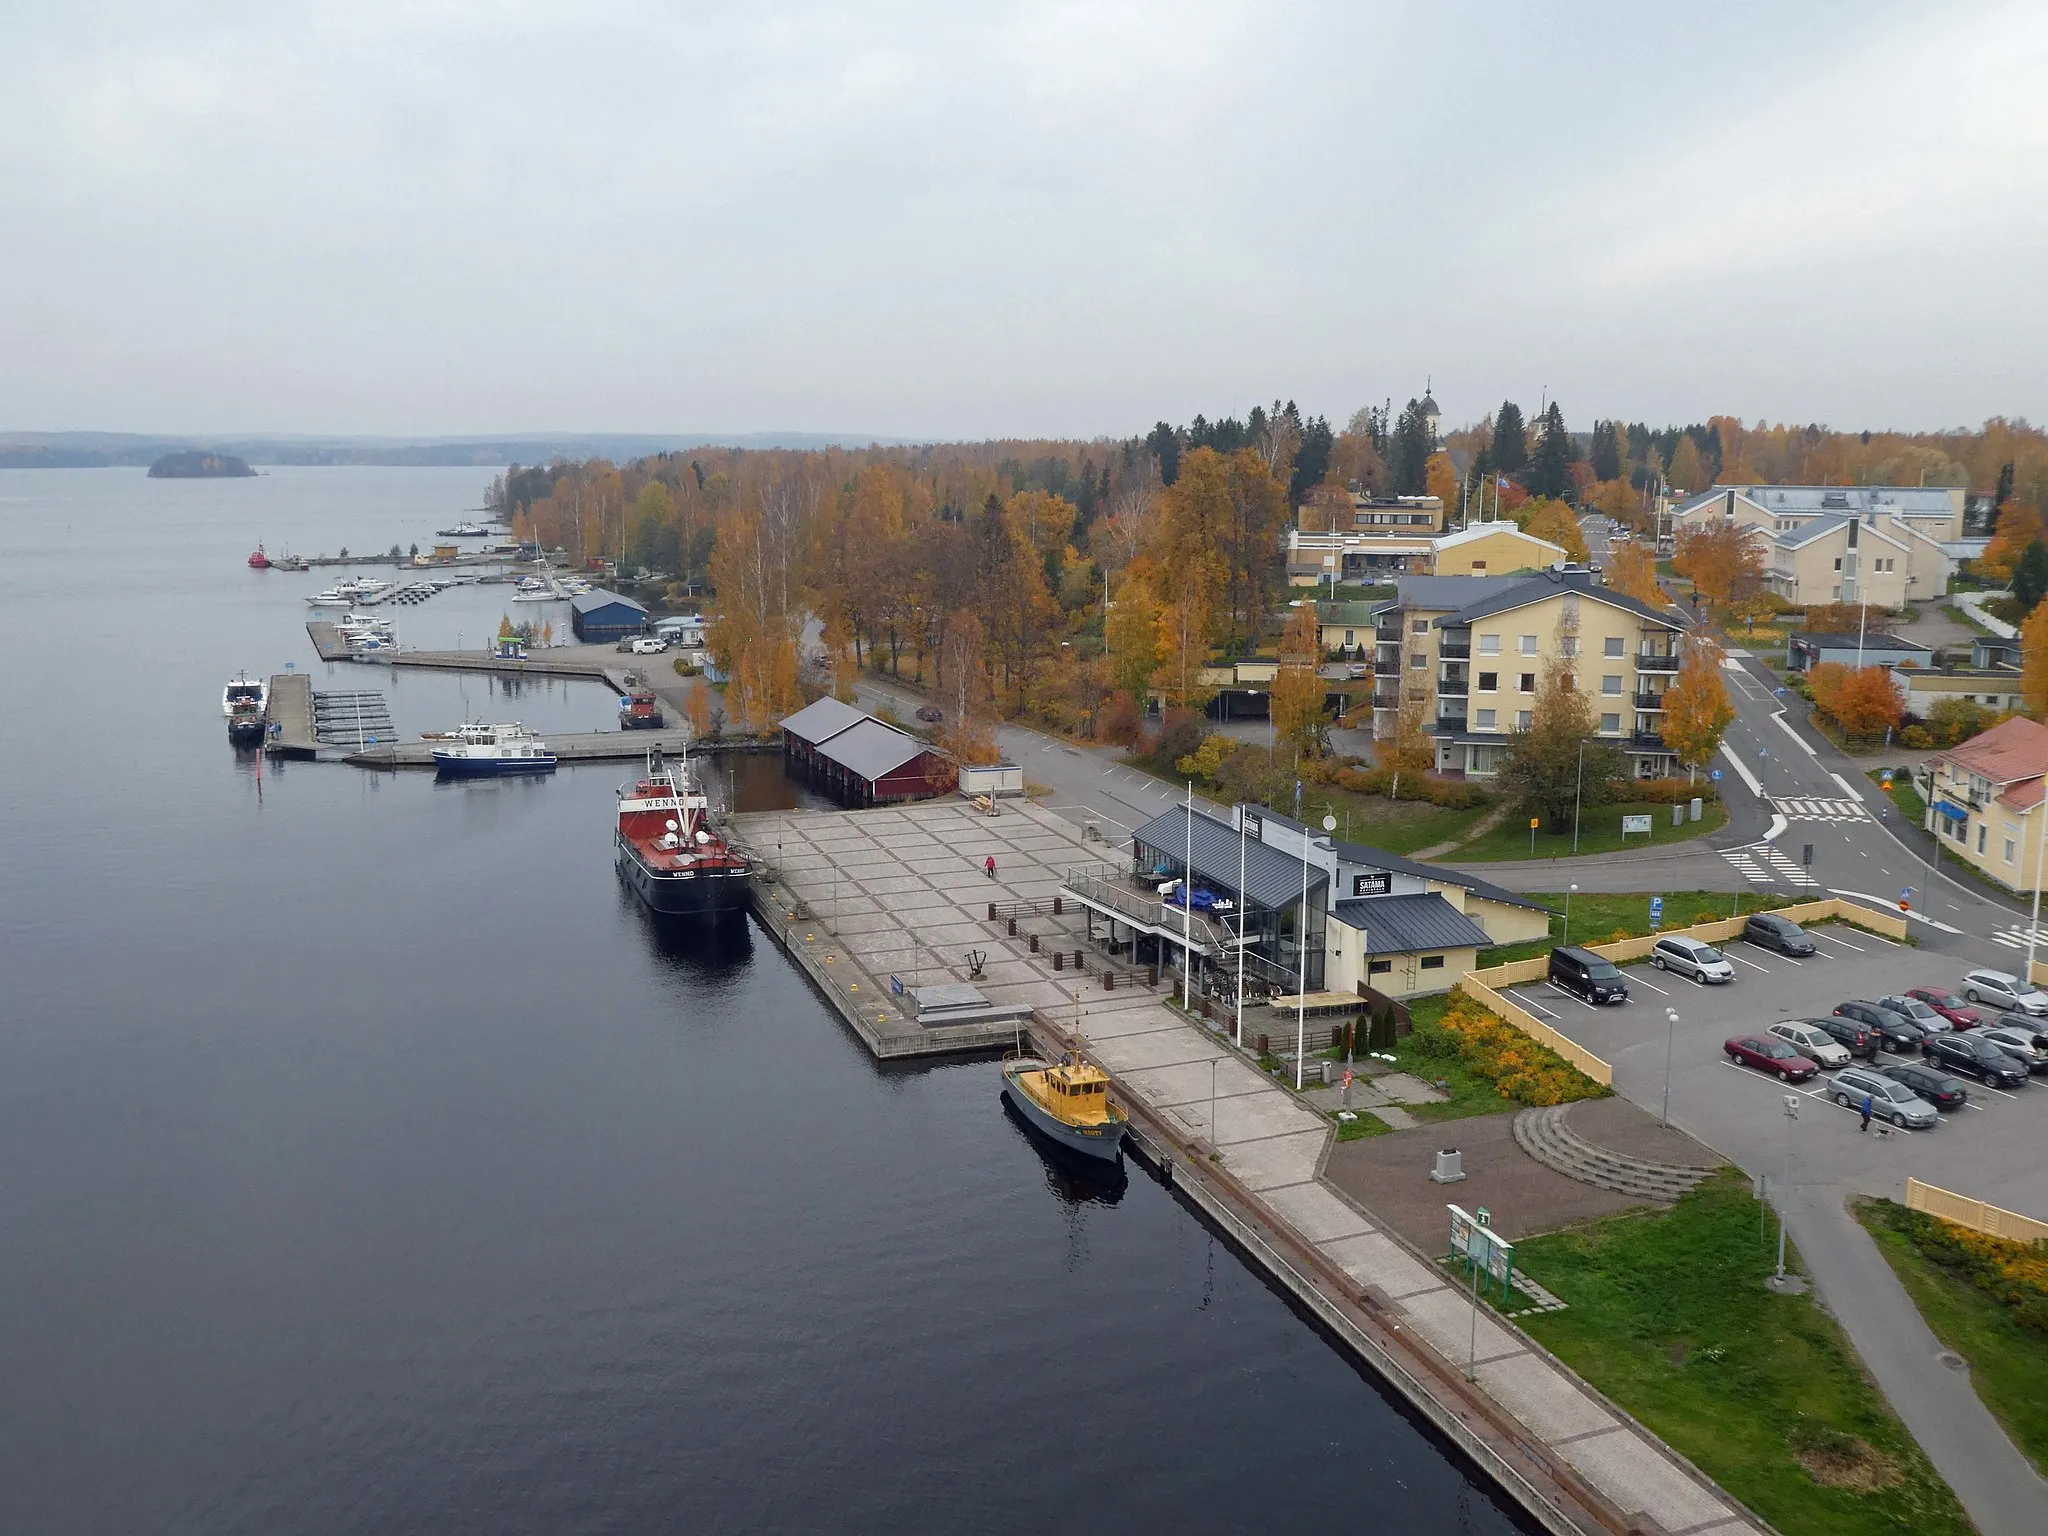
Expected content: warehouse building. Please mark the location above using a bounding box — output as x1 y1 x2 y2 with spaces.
779 697 956 807
568 589 649 644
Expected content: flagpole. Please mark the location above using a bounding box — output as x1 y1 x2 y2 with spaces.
1183 781 1194 1011
1295 828 1309 1091
1236 807 1247 1049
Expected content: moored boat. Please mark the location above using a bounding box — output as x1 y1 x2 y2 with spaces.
436 521 490 537
223 674 268 745
247 544 271 569
1001 1053 1128 1162
614 753 751 920
620 689 665 729
431 722 556 778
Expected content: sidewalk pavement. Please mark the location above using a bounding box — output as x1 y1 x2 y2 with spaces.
1785 1187 2047 1536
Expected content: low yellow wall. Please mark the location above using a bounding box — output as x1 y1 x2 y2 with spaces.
1456 977 1614 1086
1907 1178 2048 1246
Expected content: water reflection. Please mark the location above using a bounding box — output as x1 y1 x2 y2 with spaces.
1002 1094 1128 1208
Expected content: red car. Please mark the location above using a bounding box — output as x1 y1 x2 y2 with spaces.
1725 1035 1820 1081
1907 988 1983 1030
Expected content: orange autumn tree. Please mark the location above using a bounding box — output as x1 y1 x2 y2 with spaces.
1607 542 1663 606
1660 637 1736 782
1808 663 1903 742
2022 601 2048 719
1673 520 1766 609
1523 499 1589 562
1980 500 2045 583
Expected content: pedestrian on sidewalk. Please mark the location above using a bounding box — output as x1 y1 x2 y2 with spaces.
985 854 997 880
1860 1093 1874 1132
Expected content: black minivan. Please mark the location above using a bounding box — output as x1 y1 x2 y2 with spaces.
1549 946 1630 1004
1744 911 1817 957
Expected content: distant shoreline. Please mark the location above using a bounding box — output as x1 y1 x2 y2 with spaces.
147 450 257 479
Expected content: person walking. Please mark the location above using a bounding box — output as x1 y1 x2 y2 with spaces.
1859 1093 1874 1133
985 854 997 880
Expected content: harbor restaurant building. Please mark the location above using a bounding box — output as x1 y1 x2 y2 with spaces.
1062 803 1550 1003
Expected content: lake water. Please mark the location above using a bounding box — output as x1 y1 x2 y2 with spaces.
0 468 1525 1533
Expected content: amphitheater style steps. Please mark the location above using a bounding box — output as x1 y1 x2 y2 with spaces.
1512 1105 1712 1204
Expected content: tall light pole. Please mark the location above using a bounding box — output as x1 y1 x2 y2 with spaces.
1235 807 1248 1049
1564 883 1579 947
2028 799 2048 986
1776 1094 1799 1283
1182 781 1194 1011
1295 827 1309 1091
1572 739 1590 855
1662 1008 1678 1127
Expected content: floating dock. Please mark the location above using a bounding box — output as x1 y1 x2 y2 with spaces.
263 672 317 756
346 728 694 769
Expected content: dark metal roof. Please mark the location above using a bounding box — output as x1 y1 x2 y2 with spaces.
1433 572 1680 630
568 587 647 616
1332 893 1493 955
814 718 931 781
1133 805 1325 911
1332 836 1554 914
779 695 869 746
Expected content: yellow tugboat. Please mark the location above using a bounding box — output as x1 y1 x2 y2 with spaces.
1001 1052 1128 1163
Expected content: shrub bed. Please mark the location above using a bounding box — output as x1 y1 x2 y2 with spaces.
1428 991 1609 1107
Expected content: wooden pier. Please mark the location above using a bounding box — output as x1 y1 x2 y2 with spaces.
345 728 694 769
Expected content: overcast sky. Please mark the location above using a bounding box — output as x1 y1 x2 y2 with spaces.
4 1 2044 440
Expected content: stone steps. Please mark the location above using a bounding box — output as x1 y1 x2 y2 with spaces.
1512 1105 1711 1203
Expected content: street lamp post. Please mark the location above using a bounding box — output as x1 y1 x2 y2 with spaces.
2028 801 2048 986
1662 1007 1678 1127
1572 740 1590 855
1563 883 1578 948
1776 1093 1799 1283
1236 808 1248 1050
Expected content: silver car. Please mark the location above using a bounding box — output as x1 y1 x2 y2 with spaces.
1650 936 1736 984
1769 1019 1850 1068
1979 1026 2048 1073
1961 969 2048 1016
1830 1065 1939 1129
1877 995 1951 1035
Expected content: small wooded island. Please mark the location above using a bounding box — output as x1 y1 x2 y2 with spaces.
148 450 257 478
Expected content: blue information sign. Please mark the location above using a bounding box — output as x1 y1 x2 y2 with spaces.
1710 769 1722 782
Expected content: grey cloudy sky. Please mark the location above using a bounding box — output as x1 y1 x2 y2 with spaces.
4 1 2044 439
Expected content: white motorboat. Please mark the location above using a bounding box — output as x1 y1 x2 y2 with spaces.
306 588 351 606
432 722 556 777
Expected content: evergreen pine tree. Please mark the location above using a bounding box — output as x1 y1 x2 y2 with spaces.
1589 420 1622 481
1527 402 1577 500
1388 399 1434 495
1491 402 1528 473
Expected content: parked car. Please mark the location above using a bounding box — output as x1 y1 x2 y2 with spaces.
628 635 668 654
1806 1014 1879 1060
1876 995 1951 1035
1834 1000 1927 1054
1906 987 1983 1029
1960 969 2048 1016
1345 663 1370 679
1879 1061 1970 1111
1768 1019 1849 1068
1830 1065 1939 1129
1743 912 1817 957
1991 1011 2048 1049
1651 936 1737 985
1924 1032 2030 1088
1549 946 1630 1004
1725 1035 1819 1082
1978 1026 2048 1073
915 705 943 723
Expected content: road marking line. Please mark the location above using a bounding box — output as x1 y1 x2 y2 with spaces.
1817 930 1866 951
1730 952 1772 973
1632 973 1671 996
1719 740 1765 797
1773 711 1818 756
1829 771 1867 803
1513 991 1560 1019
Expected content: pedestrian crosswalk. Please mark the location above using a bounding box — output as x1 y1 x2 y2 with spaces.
1990 925 2048 952
1720 842 1822 888
1773 796 1869 824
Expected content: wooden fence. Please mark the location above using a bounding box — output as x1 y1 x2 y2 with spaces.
1906 1178 2048 1246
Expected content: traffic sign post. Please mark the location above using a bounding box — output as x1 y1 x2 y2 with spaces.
1710 768 1722 784
1528 816 1538 855
1649 895 1664 932
1900 886 1913 913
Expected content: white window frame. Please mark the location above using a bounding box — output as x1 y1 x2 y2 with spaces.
1478 634 1500 655
1602 675 1622 695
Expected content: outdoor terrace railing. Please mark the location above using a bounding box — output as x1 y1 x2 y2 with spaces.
1061 867 1237 956
1635 652 1680 672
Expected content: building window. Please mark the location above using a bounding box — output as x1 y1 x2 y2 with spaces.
1516 710 1533 729
1410 652 1427 669
1832 585 1841 599
1560 672 1575 692
1420 955 1445 970
1519 635 1538 655
1602 675 1622 694
1368 959 1392 975
1604 636 1624 656
1479 634 1500 655
1476 708 1497 729
1470 560 1486 572
1833 557 1842 571
1477 671 1498 691
1411 619 1430 634
1601 713 1622 733
2006 839 2017 864
1344 629 1355 645
1979 825 1988 854
1519 672 1536 692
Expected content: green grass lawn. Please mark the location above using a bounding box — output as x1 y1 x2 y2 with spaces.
1125 756 1495 855
1475 890 1795 966
1456 798 1726 862
1334 1110 1394 1140
1868 768 1927 824
1367 994 1521 1122
1514 1174 1973 1536
1856 1200 2048 1475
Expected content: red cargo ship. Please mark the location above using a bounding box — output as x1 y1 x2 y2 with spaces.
614 753 751 921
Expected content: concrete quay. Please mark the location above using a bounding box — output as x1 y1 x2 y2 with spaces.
734 795 1767 1536
263 672 317 756
346 728 694 769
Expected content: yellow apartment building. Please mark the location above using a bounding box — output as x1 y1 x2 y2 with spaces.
1924 716 2048 894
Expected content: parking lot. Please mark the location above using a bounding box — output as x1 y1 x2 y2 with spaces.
1498 921 2048 1219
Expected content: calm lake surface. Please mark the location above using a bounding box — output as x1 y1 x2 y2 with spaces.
0 468 1525 1534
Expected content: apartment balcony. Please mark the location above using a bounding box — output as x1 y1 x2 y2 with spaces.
1635 652 1680 672
1375 620 1403 641
1633 692 1666 712
1438 677 1469 697
1438 640 1471 659
1372 686 1402 710
1629 728 1667 749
